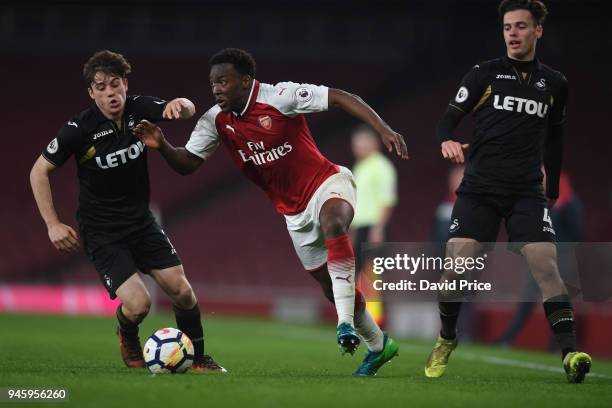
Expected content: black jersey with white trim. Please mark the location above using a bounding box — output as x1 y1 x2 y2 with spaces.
446 56 568 197
42 95 168 231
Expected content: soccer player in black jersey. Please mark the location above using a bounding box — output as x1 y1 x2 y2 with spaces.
425 0 592 383
30 50 225 372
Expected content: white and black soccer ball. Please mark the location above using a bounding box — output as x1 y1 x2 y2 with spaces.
143 328 194 374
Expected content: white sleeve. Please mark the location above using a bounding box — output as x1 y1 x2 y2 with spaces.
185 106 220 160
261 82 329 117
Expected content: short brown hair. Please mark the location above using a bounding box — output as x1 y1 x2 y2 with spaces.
83 50 132 86
498 0 548 25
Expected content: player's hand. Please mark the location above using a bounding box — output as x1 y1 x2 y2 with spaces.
163 98 195 120
47 222 80 252
441 140 469 164
380 128 409 159
134 120 165 149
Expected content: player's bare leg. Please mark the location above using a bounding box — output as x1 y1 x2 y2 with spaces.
150 265 226 372
521 242 591 383
426 237 481 378
115 273 151 368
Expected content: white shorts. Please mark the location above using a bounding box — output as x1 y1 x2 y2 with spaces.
285 166 357 271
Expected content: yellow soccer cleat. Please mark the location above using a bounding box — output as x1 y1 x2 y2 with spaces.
425 335 458 378
563 351 592 383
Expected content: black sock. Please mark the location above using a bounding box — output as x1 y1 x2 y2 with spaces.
116 304 139 340
439 302 462 340
543 294 576 359
174 303 204 359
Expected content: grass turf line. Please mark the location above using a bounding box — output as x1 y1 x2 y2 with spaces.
0 313 611 408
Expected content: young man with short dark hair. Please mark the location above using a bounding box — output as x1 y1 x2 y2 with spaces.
427 0 592 383
30 50 225 372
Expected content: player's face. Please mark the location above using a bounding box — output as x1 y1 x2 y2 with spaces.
210 63 251 113
88 72 128 119
351 132 379 160
503 10 543 60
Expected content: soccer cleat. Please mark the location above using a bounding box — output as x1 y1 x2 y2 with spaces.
117 326 145 368
424 334 458 378
192 355 227 373
563 351 592 383
337 322 360 355
353 334 399 377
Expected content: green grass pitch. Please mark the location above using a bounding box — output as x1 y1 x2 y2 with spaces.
1 313 611 407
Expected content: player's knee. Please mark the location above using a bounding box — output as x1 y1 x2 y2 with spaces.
446 238 481 259
123 296 151 323
321 217 348 239
320 200 352 239
171 282 196 309
528 251 558 276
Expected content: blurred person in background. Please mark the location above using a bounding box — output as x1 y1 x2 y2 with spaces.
30 50 225 372
350 124 398 327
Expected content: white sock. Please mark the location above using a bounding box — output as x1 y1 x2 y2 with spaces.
355 308 384 352
328 261 356 327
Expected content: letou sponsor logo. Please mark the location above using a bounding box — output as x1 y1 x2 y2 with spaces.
95 141 145 169
493 95 548 118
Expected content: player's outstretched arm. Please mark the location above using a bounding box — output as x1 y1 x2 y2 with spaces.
437 107 469 164
29 156 80 252
134 120 203 175
162 98 196 120
328 88 408 159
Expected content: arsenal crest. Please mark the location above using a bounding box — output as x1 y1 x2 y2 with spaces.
259 115 272 130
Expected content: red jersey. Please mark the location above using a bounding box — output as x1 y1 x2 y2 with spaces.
185 80 339 215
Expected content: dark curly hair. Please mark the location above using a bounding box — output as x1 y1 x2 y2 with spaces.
209 48 256 77
498 0 548 25
83 50 131 86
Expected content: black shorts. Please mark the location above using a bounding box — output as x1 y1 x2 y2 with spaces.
448 193 556 248
81 221 181 299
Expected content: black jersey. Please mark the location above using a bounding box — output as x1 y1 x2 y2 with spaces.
42 96 168 232
445 56 568 197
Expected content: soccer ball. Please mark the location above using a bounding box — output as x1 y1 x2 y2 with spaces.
143 328 194 374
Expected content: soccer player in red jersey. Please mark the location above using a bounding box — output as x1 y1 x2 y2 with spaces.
134 48 408 376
